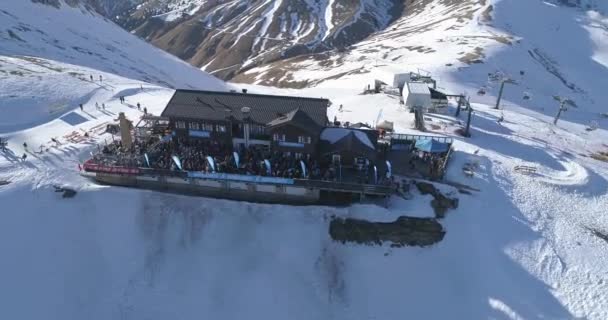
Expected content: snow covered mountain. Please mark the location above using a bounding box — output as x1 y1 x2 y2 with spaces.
1 0 225 90
1 0 608 319
84 0 608 95
87 0 404 80
0 0 226 132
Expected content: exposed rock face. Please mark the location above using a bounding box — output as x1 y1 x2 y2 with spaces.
329 216 445 248
415 181 458 218
71 0 405 81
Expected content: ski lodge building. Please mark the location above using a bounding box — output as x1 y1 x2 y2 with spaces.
160 89 330 158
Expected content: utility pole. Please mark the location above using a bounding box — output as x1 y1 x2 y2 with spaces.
455 95 464 117
494 78 515 109
464 97 473 137
553 97 570 125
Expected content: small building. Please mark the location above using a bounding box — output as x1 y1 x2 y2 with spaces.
266 108 323 157
403 82 432 111
366 66 412 93
319 128 378 166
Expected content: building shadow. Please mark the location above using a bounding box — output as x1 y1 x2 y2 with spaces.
59 112 89 126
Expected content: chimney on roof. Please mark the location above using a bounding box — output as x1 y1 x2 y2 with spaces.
242 88 248 94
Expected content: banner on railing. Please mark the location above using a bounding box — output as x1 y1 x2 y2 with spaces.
385 160 392 178
83 163 140 175
264 159 271 175
187 172 294 185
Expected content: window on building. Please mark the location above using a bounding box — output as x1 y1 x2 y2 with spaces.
332 154 341 165
295 152 303 159
189 122 200 130
202 123 213 131
216 124 226 133
273 133 285 142
298 136 312 144
176 121 186 129
250 124 266 135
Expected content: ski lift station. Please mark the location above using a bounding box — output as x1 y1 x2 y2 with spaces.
403 82 433 109
367 66 413 93
403 82 449 113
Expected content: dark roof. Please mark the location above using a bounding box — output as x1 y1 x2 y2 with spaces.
161 89 329 126
267 108 322 134
319 128 378 160
349 122 372 129
430 88 447 100
415 139 450 153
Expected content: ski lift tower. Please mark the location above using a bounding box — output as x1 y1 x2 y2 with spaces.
553 96 574 125
494 77 517 109
413 105 426 131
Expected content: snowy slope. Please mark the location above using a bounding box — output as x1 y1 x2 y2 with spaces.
1 0 608 319
241 0 608 128
0 0 225 90
1 75 608 319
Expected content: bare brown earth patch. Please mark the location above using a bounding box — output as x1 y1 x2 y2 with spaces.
458 47 485 64
329 216 445 247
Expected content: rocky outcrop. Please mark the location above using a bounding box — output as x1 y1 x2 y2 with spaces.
329 216 445 248
79 0 404 81
415 181 459 218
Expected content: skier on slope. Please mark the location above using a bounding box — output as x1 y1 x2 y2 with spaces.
79 103 83 111
90 75 93 81
102 103 105 110
99 75 103 82
21 153 27 162
137 102 141 110
95 102 99 109
23 142 27 149
143 107 147 115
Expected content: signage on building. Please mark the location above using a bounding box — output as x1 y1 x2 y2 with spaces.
278 141 305 148
189 130 211 138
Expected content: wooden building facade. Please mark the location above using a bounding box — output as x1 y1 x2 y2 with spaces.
160 89 330 152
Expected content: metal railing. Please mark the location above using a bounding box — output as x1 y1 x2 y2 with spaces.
390 133 453 144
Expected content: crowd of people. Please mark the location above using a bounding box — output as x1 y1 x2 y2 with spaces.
409 151 446 180
93 136 391 185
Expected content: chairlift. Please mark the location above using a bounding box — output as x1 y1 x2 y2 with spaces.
477 88 486 96
586 120 599 131
523 91 531 100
